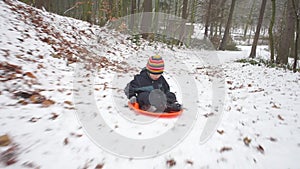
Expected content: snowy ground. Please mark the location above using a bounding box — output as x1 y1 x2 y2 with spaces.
1 1 300 169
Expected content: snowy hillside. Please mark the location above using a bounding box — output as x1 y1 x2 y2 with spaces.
1 1 300 169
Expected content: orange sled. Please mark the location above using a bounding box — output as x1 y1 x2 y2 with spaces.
128 102 183 118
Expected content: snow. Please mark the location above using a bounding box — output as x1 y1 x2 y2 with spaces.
1 1 300 169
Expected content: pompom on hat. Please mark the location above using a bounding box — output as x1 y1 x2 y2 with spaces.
146 55 164 74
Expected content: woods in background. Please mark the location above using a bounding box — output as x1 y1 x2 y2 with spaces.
19 0 300 71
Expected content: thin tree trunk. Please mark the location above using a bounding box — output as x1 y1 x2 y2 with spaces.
137 0 141 12
243 0 256 40
182 0 188 19
175 0 178 16
178 0 188 43
219 0 236 51
130 0 137 30
292 0 300 72
190 0 196 23
167 0 171 14
269 0 276 63
249 0 267 58
210 22 214 37
141 0 152 39
204 0 213 37
278 0 296 64
218 0 227 36
294 16 299 72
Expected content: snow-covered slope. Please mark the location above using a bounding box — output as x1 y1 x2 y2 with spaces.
1 1 300 169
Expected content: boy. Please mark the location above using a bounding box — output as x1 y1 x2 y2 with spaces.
124 55 182 112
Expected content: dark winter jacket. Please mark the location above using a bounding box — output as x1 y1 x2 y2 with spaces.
124 68 170 99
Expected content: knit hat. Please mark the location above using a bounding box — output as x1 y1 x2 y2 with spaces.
146 55 164 74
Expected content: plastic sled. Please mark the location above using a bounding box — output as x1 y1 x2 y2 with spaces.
128 102 183 118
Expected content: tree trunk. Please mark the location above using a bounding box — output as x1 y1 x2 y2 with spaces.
269 0 276 63
215 0 226 36
218 0 227 36
249 0 267 58
278 0 296 64
204 0 213 37
137 0 141 12
243 0 256 40
130 0 137 30
175 0 178 16
190 0 196 23
141 0 152 39
219 0 236 51
294 15 299 72
182 0 188 19
292 0 300 72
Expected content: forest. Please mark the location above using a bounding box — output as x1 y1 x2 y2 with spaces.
1 1 300 168
18 0 300 72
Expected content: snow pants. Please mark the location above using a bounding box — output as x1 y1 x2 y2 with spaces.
137 90 177 111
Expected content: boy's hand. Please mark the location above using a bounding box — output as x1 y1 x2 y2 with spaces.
129 96 137 103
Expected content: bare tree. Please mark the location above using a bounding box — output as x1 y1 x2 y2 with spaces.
219 0 236 51
269 0 276 63
249 0 267 58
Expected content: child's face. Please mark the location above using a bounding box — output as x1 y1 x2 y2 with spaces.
149 73 162 80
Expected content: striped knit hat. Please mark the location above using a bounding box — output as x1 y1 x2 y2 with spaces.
146 55 164 74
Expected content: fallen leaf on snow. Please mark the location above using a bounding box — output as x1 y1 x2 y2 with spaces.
42 99 55 107
64 101 73 106
95 163 104 169
249 88 264 93
272 104 280 109
166 159 176 167
0 144 19 166
0 134 11 146
24 72 36 78
203 112 214 118
22 161 40 168
63 138 69 145
256 145 265 154
229 85 244 90
17 100 28 105
220 147 232 153
28 117 41 123
217 130 224 135
277 115 284 121
185 160 193 165
70 132 82 137
30 94 46 104
269 137 277 142
49 113 59 120
243 137 251 146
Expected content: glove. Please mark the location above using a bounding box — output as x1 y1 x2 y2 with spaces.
172 102 182 111
167 102 182 112
129 96 137 103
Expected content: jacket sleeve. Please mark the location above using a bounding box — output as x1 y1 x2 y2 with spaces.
161 77 177 103
124 75 140 99
161 76 170 94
